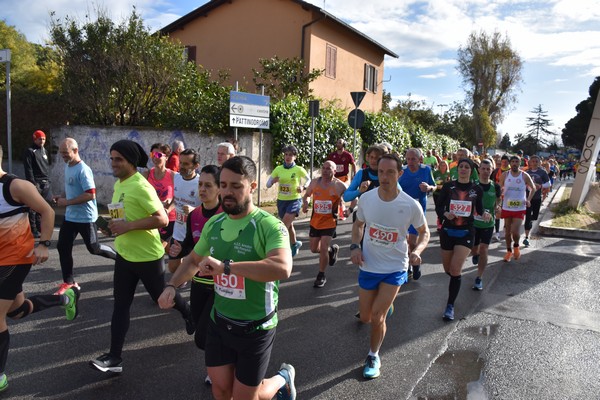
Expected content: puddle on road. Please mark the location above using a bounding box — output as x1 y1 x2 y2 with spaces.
464 324 499 337
466 372 488 400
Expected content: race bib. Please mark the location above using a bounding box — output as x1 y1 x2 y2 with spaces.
368 223 400 248
474 209 489 221
507 199 523 208
176 209 187 224
108 202 125 221
279 184 291 196
336 164 344 173
313 200 333 214
449 200 472 217
214 273 246 300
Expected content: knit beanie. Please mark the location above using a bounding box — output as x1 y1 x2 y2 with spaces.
110 140 148 168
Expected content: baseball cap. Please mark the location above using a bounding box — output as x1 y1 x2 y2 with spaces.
33 130 46 139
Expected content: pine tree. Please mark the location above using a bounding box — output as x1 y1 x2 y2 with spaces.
526 104 556 152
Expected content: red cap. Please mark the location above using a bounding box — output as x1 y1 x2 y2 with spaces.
33 130 46 139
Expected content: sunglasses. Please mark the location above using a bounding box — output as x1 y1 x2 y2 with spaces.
151 151 165 159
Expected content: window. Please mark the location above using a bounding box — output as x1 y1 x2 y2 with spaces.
325 44 337 79
183 45 196 63
364 64 378 93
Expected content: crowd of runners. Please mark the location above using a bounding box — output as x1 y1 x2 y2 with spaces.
0 129 564 398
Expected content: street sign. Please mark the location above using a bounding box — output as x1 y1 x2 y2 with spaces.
0 49 10 63
350 91 366 108
230 91 270 129
348 109 365 129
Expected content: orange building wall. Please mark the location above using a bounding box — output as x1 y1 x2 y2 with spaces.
166 0 385 112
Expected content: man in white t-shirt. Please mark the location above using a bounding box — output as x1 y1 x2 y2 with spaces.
350 154 430 379
168 149 201 273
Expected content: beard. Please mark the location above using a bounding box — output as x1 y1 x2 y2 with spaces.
222 196 251 216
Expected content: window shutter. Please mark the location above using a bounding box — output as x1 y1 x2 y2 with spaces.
374 68 378 93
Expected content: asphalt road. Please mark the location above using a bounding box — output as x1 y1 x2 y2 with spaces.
5 196 600 399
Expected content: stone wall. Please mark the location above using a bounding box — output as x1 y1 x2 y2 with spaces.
48 126 278 206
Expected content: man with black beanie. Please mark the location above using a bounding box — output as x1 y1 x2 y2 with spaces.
89 140 194 374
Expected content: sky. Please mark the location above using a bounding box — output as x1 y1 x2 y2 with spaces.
2 0 600 144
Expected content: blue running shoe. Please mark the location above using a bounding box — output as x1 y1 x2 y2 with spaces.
472 254 479 265
276 363 296 400
443 304 454 321
523 238 530 247
291 241 302 257
473 277 483 291
363 355 381 379
386 303 394 319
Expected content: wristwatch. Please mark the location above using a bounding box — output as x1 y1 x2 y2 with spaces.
38 240 52 247
223 259 233 275
349 243 360 251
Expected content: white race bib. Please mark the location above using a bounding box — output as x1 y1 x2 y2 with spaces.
450 200 472 217
313 200 333 214
367 223 400 248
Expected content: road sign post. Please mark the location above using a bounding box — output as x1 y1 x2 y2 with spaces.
350 92 366 158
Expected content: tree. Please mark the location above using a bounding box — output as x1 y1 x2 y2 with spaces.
525 104 555 152
434 101 475 146
457 30 523 147
49 9 189 126
498 133 511 150
252 56 322 102
562 76 600 149
388 93 439 132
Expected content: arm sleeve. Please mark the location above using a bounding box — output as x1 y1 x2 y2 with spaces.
435 183 449 220
343 170 363 202
23 150 34 182
474 186 484 216
180 209 195 254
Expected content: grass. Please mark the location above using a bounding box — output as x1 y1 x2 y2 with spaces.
551 187 600 229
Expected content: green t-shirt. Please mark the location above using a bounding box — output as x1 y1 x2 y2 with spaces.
450 165 479 183
271 164 309 201
111 172 165 262
194 208 289 328
473 181 501 229
423 156 438 168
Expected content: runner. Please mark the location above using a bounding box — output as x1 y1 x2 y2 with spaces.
351 154 429 379
159 156 296 400
522 155 550 246
398 148 436 281
168 164 222 385
301 160 346 287
326 138 356 219
436 158 488 320
491 154 510 242
90 140 193 374
470 159 501 291
144 143 176 248
54 138 117 295
342 145 385 218
168 149 202 273
499 155 536 262
449 148 479 182
0 145 79 392
166 140 184 172
266 145 310 257
433 159 451 230
217 142 236 166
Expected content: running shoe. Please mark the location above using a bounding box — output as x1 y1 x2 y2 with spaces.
412 265 421 280
494 232 501 242
443 304 454 321
363 355 381 379
54 282 80 296
204 374 212 385
0 374 7 392
328 244 339 266
473 277 483 291
89 353 123 373
63 287 80 321
314 272 326 288
291 241 302 257
386 303 394 319
513 246 521 260
276 363 296 400
472 254 480 265
523 238 530 247
503 251 513 262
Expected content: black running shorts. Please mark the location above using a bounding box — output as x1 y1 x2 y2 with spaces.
0 264 31 300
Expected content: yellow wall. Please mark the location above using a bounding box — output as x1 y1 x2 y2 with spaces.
167 0 385 112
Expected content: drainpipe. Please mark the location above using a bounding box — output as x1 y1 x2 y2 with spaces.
301 15 325 60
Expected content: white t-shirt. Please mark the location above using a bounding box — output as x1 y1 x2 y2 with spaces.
356 187 426 274
502 171 527 212
172 173 201 241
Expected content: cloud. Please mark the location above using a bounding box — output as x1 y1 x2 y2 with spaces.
418 71 447 79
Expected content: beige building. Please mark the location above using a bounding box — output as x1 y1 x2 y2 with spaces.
160 0 398 113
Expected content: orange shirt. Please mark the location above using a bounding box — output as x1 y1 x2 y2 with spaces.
0 175 35 266
310 179 341 230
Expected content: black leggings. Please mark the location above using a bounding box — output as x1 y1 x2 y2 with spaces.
57 220 117 283
190 280 214 351
110 254 188 357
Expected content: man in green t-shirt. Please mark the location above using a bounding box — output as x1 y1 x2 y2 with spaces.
159 156 297 400
423 149 438 170
470 159 501 291
90 140 193 374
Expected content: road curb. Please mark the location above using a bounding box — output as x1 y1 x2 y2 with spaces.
537 181 600 241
